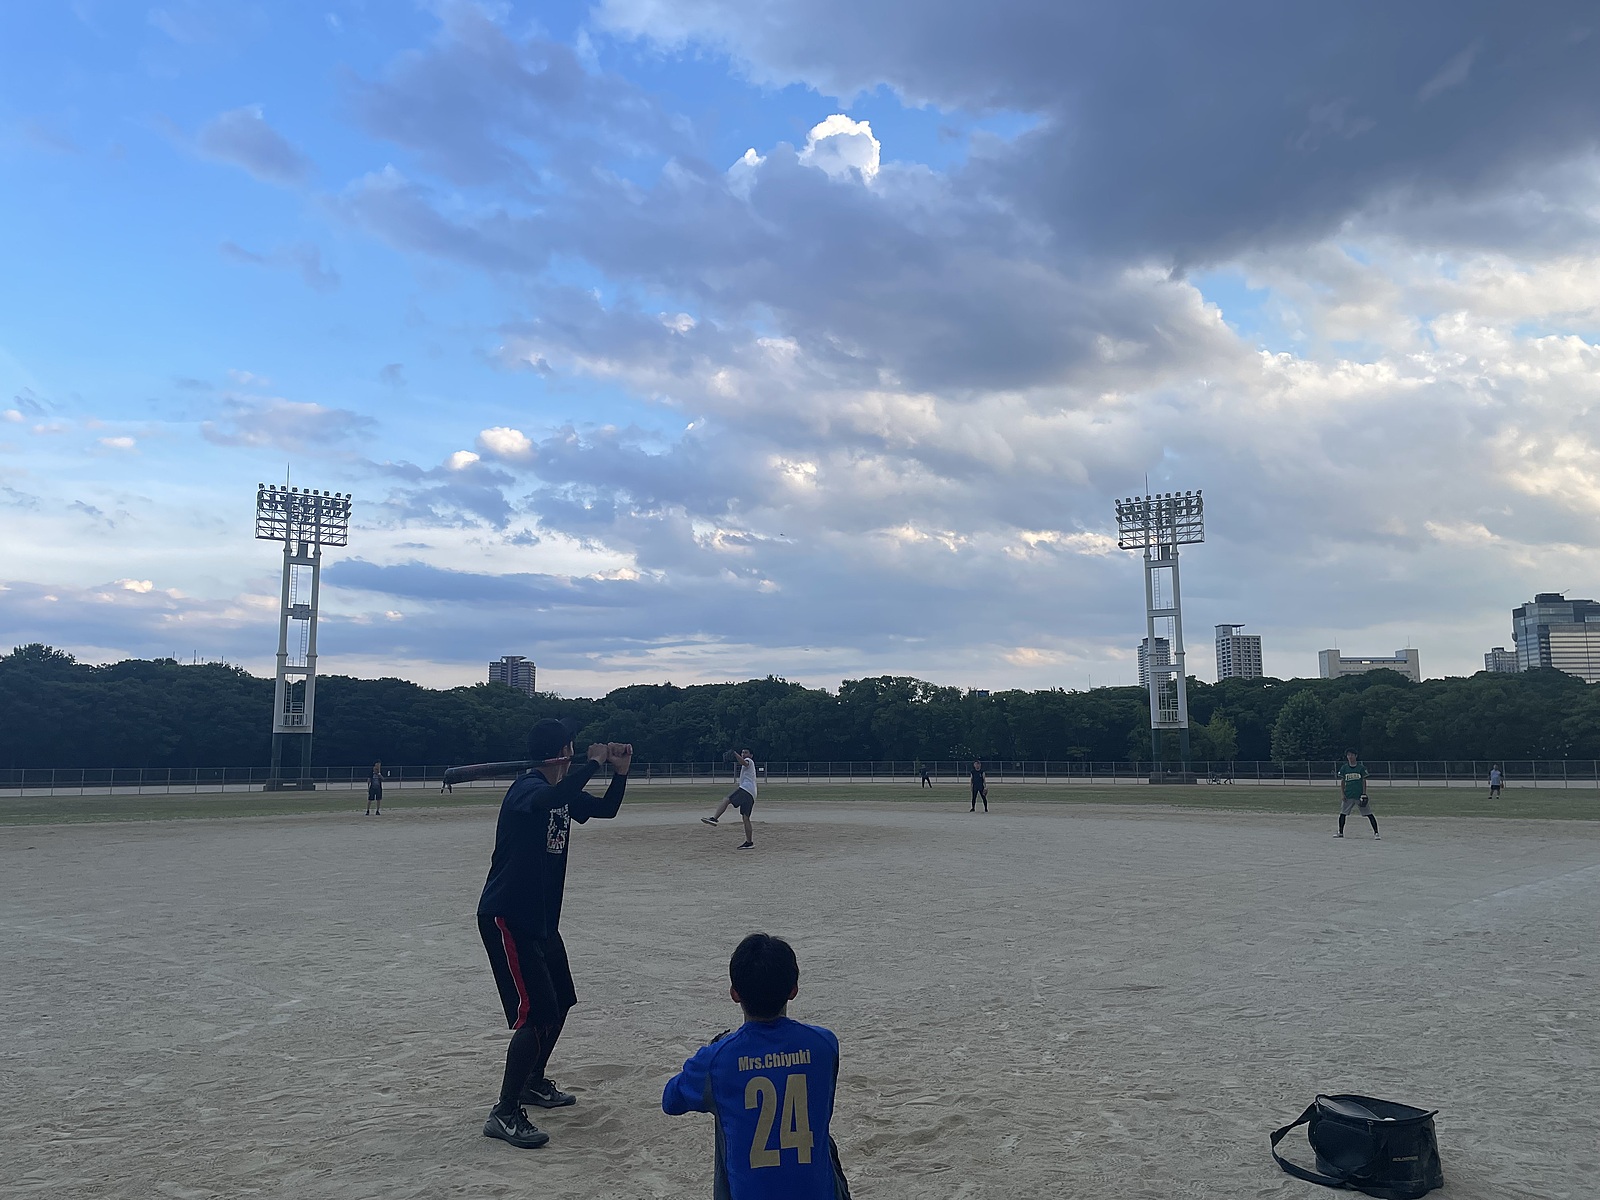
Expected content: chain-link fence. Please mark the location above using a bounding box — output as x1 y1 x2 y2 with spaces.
1 759 1597 797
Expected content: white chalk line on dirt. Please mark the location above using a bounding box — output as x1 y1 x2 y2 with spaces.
1471 860 1600 905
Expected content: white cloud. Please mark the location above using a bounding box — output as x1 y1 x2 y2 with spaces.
97 436 137 450
476 426 535 461
1418 40 1481 103
2 409 22 423
116 579 154 593
201 398 373 450
445 450 481 470
728 147 765 198
798 114 880 181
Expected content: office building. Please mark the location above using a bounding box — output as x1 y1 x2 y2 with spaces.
1511 593 1600 683
488 654 537 697
1483 647 1519 673
1215 624 1264 681
1317 648 1421 683
1138 637 1171 688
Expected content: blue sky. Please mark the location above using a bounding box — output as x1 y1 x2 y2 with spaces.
4 1 1600 694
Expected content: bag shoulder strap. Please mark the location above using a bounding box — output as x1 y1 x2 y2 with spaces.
1271 1103 1354 1191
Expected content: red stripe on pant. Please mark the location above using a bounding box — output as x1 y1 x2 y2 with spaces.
495 917 532 1030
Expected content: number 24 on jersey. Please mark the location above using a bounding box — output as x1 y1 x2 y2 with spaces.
745 1073 814 1168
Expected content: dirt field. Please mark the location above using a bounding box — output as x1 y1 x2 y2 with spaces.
3 798 1596 1199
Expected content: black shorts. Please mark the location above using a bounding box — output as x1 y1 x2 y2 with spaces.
478 916 576 1029
726 787 755 815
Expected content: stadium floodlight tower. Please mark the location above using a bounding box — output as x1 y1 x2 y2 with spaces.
1115 489 1205 773
255 484 352 790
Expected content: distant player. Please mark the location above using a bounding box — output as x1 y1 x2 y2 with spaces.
1488 764 1503 799
366 761 383 816
969 760 988 812
702 749 758 850
478 719 633 1149
919 762 932 788
662 933 852 1199
1334 749 1379 840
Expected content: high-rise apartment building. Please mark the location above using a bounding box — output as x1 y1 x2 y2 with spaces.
1317 649 1421 682
488 654 537 697
1483 647 1519 673
1511 594 1600 683
1214 624 1264 681
1137 637 1171 689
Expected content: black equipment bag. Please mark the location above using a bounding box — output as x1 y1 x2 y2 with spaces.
1271 1094 1444 1199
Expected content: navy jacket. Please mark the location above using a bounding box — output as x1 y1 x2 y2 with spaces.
476 760 626 936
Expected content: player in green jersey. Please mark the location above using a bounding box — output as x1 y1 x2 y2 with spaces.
1334 749 1379 839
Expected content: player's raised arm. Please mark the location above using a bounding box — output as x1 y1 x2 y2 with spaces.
572 743 631 822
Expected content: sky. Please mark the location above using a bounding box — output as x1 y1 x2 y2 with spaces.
2 1 1600 696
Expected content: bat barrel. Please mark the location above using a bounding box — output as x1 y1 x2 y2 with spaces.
442 760 536 787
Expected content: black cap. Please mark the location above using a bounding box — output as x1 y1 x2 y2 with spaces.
528 717 580 761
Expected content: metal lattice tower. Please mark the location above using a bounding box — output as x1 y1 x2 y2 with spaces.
1115 490 1205 770
255 484 351 790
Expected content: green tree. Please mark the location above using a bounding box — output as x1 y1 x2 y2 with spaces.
1193 711 1239 761
1271 691 1332 761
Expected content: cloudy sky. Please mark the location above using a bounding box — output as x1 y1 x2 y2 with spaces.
3 1 1599 694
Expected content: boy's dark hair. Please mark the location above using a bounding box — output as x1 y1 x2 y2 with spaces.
730 933 799 1019
1345 749 1358 757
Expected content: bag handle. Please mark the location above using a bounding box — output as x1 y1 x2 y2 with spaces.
1271 1103 1359 1191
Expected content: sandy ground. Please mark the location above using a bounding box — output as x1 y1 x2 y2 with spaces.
2 798 1596 1199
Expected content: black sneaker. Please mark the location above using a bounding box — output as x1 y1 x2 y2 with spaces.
520 1077 577 1109
700 816 718 825
484 1105 550 1148
738 841 754 849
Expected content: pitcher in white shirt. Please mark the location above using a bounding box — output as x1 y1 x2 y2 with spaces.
701 749 758 849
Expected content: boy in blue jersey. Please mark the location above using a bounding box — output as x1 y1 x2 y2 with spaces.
663 934 852 1199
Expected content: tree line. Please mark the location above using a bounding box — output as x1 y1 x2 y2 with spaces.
3 642 1598 770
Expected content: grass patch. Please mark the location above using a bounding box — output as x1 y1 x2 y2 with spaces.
2 779 1598 825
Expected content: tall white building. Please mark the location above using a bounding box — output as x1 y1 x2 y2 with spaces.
1483 647 1519 673
1317 649 1421 683
489 654 537 697
1137 637 1171 689
1511 594 1600 683
1215 624 1263 680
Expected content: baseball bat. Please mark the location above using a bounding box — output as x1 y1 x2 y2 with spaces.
442 756 567 787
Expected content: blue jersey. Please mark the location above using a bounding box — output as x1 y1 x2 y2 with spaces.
663 1017 851 1200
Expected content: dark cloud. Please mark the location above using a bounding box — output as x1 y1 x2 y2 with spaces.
195 105 311 186
599 0 1600 262
363 456 519 528
220 240 340 291
348 0 686 189
11 388 50 418
379 363 405 387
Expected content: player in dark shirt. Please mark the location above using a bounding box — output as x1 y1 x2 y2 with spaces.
969 761 988 812
365 761 383 816
478 718 633 1149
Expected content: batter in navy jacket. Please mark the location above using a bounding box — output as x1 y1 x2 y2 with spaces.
664 933 851 1199
478 718 632 1150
